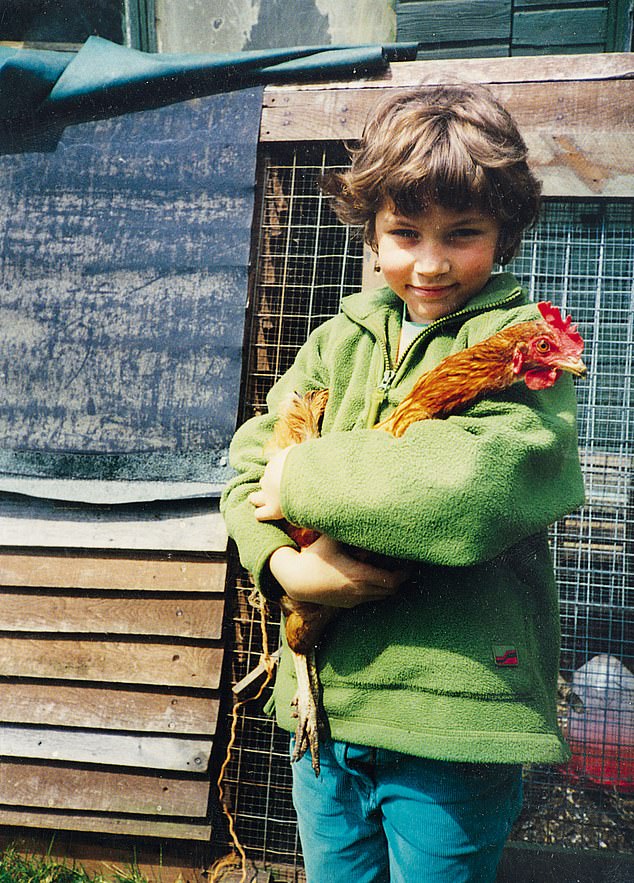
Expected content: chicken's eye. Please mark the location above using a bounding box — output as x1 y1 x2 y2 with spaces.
535 338 551 354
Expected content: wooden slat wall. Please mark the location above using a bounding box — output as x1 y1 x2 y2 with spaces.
260 53 634 198
0 547 226 840
396 0 626 58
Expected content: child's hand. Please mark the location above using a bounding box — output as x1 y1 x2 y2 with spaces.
248 448 290 522
269 534 408 608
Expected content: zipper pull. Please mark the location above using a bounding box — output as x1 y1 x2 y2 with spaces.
367 368 395 427
379 368 395 390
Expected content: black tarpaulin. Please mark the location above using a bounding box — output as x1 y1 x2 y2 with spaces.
0 39 417 502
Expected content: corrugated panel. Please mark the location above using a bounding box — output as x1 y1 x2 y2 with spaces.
0 548 226 839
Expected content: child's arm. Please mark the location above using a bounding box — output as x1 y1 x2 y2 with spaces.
272 375 584 568
269 534 405 607
221 319 406 602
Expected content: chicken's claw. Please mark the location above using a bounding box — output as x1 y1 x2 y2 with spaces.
290 648 325 776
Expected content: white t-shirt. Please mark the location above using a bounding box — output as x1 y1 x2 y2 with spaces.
397 306 429 361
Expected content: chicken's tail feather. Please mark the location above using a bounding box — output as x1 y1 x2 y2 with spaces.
269 388 329 450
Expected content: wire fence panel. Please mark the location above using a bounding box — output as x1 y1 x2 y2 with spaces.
221 146 633 876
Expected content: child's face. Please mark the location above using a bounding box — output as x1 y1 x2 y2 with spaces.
374 202 501 324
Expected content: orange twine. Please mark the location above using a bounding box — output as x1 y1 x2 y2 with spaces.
209 591 276 883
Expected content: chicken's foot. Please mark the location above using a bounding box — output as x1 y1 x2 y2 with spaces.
290 648 324 776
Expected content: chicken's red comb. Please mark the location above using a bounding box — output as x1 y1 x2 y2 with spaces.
537 301 584 353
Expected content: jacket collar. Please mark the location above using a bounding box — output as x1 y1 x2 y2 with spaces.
341 272 526 328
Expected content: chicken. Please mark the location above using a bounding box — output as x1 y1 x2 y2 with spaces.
268 301 586 775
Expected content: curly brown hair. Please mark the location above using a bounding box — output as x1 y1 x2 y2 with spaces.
322 83 541 265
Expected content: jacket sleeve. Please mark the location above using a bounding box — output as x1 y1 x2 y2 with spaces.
278 374 585 567
220 324 332 597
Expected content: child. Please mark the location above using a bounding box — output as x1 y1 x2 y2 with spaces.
221 83 585 883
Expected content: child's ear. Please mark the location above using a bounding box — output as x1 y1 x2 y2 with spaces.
363 242 386 289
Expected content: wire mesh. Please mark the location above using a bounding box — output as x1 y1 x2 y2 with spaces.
220 145 634 875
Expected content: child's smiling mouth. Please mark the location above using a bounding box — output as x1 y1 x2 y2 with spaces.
408 284 456 297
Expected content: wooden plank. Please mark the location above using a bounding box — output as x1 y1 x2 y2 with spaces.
261 79 634 142
0 499 228 552
525 130 634 197
397 0 511 43
515 0 602 6
0 726 212 772
0 552 226 592
260 80 634 193
261 52 634 93
0 682 219 734
0 637 223 688
0 808 212 840
0 761 210 816
513 8 608 49
415 44 510 60
515 44 607 56
0 592 224 639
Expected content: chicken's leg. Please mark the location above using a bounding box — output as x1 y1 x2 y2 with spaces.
289 648 323 776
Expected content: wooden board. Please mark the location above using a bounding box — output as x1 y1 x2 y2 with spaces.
0 637 223 688
0 551 226 592
0 762 210 816
397 0 511 44
0 592 224 639
0 546 224 837
260 66 634 195
525 130 634 197
513 8 607 49
0 497 228 552
261 78 634 141
0 726 212 772
0 682 219 734
0 808 212 841
261 52 634 93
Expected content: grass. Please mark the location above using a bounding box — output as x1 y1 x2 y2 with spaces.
0 847 152 883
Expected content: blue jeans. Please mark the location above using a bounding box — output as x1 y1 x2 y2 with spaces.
291 739 523 883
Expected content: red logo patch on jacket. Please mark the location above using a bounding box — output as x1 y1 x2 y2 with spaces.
493 645 519 667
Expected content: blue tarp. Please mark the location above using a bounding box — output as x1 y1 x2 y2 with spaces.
0 37 417 130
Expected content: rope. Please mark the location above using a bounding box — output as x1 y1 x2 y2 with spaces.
209 590 277 883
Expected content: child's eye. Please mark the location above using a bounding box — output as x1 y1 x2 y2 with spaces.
450 228 482 239
392 228 418 239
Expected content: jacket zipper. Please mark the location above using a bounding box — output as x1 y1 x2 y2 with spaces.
366 290 523 428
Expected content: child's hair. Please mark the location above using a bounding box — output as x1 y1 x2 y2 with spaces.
323 82 541 265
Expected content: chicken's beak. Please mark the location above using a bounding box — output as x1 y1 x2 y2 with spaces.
560 357 587 378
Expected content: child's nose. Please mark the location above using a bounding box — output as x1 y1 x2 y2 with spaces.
413 244 450 277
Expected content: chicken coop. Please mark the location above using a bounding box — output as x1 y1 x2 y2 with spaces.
220 54 634 881
0 34 633 883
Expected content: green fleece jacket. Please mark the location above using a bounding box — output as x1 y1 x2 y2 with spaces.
221 273 585 764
